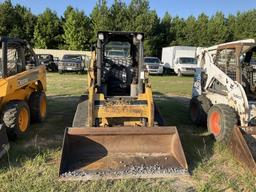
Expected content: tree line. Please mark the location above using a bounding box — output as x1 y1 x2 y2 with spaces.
1 0 256 57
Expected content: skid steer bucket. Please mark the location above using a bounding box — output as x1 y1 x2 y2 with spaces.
59 126 187 180
230 127 256 174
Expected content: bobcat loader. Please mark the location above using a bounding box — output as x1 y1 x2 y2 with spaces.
0 37 47 159
59 31 187 180
189 39 256 174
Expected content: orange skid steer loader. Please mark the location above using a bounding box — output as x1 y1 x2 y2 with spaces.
59 31 187 180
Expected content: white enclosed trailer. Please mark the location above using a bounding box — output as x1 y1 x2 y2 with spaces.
161 46 198 76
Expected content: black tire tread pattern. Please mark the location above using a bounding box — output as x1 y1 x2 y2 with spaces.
207 104 237 144
189 95 212 126
29 91 47 123
3 101 30 139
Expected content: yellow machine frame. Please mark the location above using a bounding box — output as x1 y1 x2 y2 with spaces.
87 51 154 127
0 66 46 111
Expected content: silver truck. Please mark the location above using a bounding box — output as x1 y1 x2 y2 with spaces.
58 54 86 74
144 57 163 75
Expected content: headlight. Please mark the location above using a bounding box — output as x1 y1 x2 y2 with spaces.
98 33 104 40
136 34 143 41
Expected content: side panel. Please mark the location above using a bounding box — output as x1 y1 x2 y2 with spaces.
161 47 174 69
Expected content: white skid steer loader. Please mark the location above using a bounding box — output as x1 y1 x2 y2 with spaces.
189 39 256 174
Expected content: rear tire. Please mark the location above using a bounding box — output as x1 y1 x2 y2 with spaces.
207 104 237 144
29 91 47 123
3 101 30 139
59 70 63 74
189 95 211 126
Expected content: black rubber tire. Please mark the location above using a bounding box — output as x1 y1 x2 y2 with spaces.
29 91 47 123
3 101 30 139
0 124 9 157
207 104 237 144
189 95 212 126
72 95 88 127
59 70 63 74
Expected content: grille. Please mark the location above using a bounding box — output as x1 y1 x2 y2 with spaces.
149 65 159 69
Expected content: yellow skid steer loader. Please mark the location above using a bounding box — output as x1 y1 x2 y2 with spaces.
59 31 187 180
0 37 47 158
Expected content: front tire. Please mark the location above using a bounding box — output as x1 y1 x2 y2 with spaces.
3 101 30 139
189 95 211 126
29 91 47 123
207 104 237 144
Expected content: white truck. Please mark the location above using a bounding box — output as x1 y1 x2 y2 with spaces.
161 46 198 76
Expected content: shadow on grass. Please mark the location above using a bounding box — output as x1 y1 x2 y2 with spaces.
153 91 215 173
0 95 80 170
1 92 214 175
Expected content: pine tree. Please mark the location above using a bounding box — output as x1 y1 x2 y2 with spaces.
63 7 92 50
34 8 62 49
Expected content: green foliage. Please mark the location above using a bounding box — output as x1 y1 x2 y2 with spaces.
15 5 37 44
184 16 198 46
196 13 210 46
109 0 129 31
0 0 36 44
171 16 186 46
63 6 92 50
90 0 111 42
33 8 62 49
207 12 230 45
233 10 256 40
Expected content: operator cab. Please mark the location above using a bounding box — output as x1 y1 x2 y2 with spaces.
0 37 39 78
211 40 256 99
96 31 144 97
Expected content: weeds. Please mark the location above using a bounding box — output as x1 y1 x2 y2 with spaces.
0 74 255 192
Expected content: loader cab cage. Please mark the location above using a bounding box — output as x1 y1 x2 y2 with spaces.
96 31 144 96
214 42 256 95
0 37 38 78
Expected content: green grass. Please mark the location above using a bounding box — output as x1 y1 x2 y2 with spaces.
0 73 255 192
150 75 193 96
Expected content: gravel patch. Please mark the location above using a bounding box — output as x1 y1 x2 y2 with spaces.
61 164 188 179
